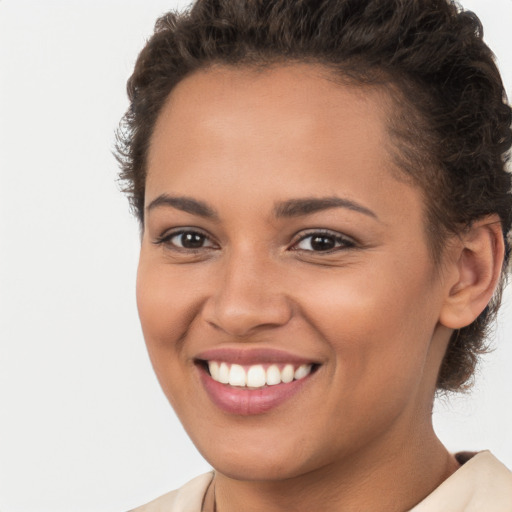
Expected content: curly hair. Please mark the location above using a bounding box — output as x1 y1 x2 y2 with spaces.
115 0 512 392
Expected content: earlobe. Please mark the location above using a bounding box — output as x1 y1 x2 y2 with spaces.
439 215 505 330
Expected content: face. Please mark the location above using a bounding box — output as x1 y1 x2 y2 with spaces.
137 64 452 481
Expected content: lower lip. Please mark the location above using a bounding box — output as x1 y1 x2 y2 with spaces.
198 366 314 415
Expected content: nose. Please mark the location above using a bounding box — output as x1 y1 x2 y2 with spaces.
201 251 293 338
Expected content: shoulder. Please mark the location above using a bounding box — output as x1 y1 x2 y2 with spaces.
128 472 214 512
410 451 512 512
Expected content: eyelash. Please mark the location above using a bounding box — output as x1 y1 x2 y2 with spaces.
153 228 356 254
153 229 217 253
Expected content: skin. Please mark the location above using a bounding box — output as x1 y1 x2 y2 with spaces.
137 63 503 512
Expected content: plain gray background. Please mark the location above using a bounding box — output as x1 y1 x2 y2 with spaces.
0 1 511 511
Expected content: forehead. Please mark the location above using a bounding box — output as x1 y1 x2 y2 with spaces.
146 63 422 228
148 63 395 182
152 64 389 139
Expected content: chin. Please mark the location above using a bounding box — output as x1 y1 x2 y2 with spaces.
188 423 331 482
204 451 310 482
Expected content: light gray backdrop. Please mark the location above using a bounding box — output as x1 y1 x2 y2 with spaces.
0 1 511 511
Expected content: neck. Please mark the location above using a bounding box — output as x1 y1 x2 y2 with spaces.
211 426 459 512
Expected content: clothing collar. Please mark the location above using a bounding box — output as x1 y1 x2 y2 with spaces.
409 451 512 511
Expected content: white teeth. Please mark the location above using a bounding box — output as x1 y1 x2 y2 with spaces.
209 361 220 381
266 364 281 386
218 362 230 384
207 361 314 388
294 364 311 380
228 364 246 386
247 365 266 388
281 364 294 383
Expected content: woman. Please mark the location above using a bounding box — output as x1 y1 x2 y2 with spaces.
116 0 512 510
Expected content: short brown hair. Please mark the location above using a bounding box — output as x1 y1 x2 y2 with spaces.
115 0 512 391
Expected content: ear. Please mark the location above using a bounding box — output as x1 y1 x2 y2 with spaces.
439 215 505 330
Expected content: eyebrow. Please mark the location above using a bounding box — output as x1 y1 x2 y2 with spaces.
146 194 219 220
146 194 378 221
273 197 378 219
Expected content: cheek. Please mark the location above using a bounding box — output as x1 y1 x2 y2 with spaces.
135 253 200 397
296 259 439 383
136 250 201 345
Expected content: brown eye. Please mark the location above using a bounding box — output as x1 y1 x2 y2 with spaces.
293 231 355 252
176 232 207 249
155 229 217 251
309 235 336 251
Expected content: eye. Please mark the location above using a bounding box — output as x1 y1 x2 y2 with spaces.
154 229 217 251
291 230 355 252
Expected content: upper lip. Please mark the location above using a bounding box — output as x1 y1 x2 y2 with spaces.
194 347 321 366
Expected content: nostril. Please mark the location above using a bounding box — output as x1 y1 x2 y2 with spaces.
203 307 294 338
200 278 294 338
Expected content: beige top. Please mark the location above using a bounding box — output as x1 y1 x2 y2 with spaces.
129 451 512 512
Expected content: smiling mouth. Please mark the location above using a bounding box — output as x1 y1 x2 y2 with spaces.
198 360 319 389
193 348 322 414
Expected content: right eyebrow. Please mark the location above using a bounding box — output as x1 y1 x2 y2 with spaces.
146 194 220 220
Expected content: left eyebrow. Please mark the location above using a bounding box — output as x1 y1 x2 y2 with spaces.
273 196 378 220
